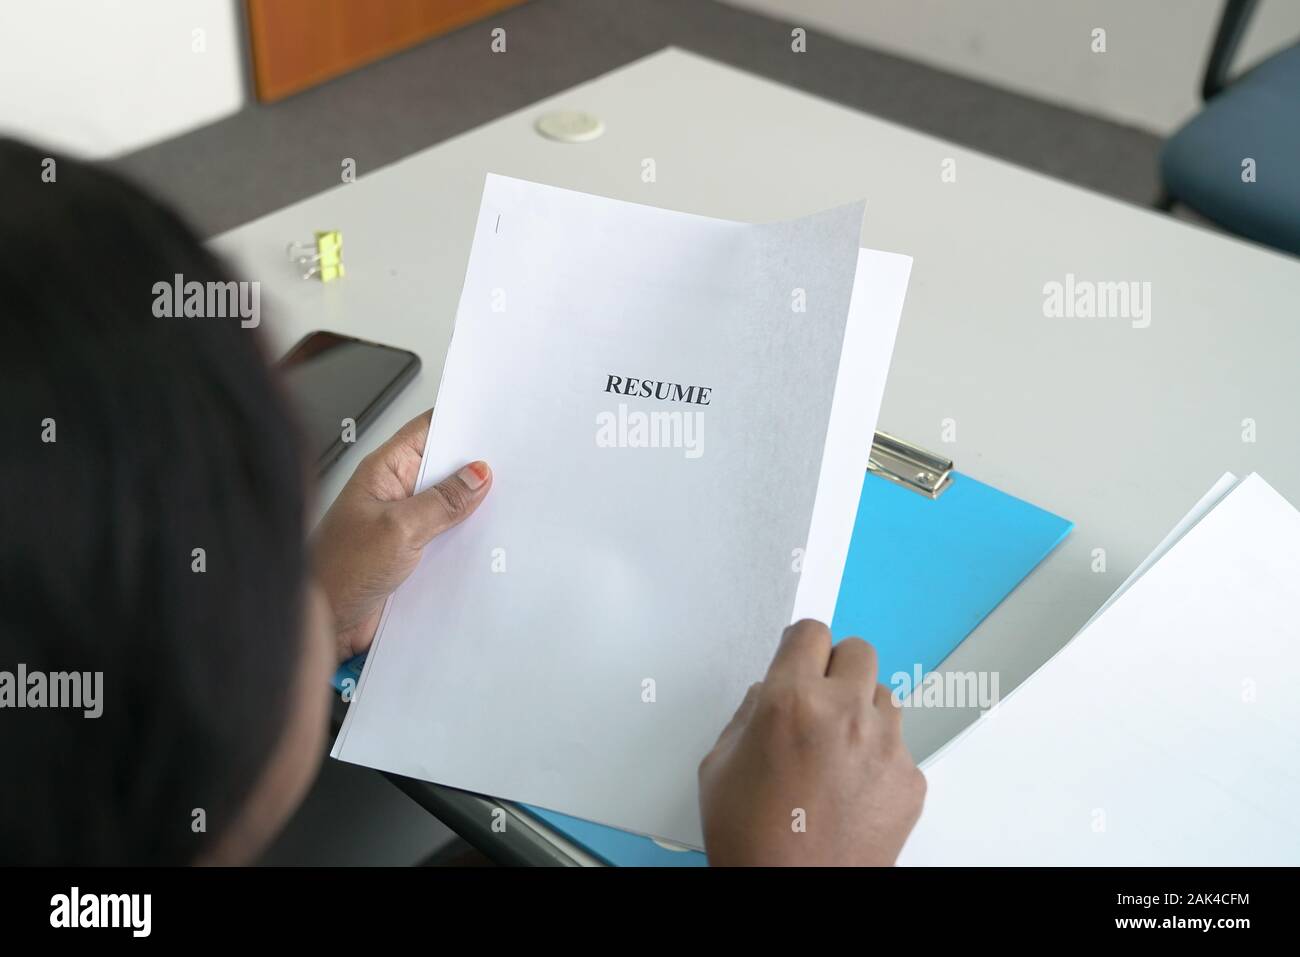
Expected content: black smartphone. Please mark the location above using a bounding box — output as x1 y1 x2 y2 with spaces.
278 331 421 475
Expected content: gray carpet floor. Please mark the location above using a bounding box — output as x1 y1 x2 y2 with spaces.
112 0 1171 239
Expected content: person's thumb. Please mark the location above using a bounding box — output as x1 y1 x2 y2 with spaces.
714 682 763 750
397 461 492 547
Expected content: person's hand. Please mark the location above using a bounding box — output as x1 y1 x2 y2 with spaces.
312 410 491 661
698 619 925 866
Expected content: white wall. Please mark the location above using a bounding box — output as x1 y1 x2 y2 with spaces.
0 0 245 159
723 0 1300 134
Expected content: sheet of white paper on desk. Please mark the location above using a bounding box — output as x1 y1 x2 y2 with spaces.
1081 471 1239 630
904 471 1240 784
332 174 911 847
899 472 1300 865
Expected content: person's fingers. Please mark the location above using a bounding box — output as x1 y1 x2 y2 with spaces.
388 409 435 455
368 410 434 493
765 619 833 682
701 682 763 774
719 682 763 741
826 635 879 686
874 681 903 718
394 460 491 546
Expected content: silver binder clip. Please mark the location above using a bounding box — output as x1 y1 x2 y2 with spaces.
868 431 953 499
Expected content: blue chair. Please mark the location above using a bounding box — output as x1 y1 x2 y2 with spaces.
1159 0 1300 256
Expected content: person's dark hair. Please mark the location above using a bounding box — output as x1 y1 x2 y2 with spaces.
0 138 307 864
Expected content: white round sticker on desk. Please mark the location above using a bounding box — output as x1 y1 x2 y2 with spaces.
535 111 605 143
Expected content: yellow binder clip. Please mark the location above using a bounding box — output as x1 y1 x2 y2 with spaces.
288 230 346 282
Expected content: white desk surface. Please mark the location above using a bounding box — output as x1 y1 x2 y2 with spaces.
213 47 1300 765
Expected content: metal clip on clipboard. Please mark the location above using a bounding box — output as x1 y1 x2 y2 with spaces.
868 431 953 499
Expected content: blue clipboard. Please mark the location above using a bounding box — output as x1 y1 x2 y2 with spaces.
334 461 1073 867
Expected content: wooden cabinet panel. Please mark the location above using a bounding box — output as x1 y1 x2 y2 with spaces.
246 0 529 102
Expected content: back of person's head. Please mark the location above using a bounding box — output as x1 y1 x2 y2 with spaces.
0 138 307 864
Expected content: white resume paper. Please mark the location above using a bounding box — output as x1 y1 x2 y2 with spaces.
333 175 912 847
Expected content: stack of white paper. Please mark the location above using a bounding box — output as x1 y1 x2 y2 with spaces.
900 472 1300 866
333 175 913 847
